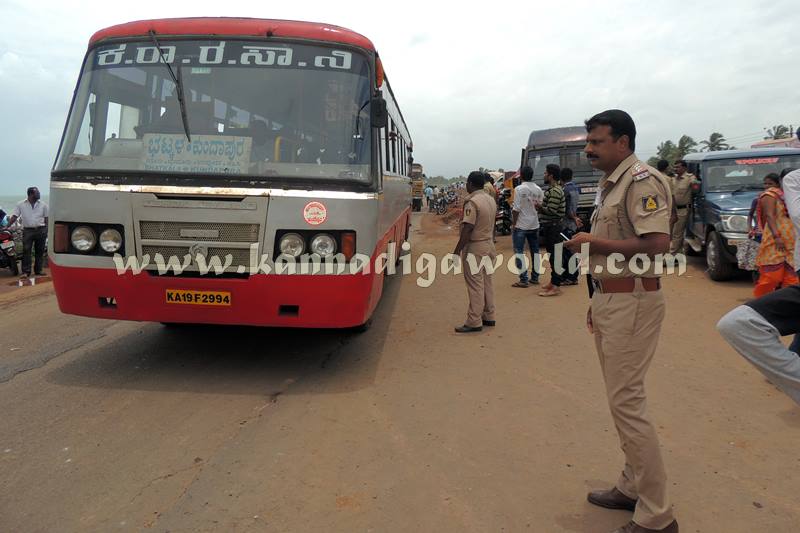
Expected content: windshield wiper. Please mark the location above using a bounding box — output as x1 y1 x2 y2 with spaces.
148 30 191 142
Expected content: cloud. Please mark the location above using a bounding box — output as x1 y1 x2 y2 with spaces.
0 0 797 190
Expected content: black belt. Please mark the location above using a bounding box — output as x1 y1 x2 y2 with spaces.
676 205 688 209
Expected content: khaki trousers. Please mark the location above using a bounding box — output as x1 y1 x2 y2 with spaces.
462 240 496 327
591 284 674 529
669 208 689 254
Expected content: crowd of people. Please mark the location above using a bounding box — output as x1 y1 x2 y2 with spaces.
449 110 800 533
454 110 678 533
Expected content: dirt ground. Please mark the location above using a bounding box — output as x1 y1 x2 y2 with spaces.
1 212 799 532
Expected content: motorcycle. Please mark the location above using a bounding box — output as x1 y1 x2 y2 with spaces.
0 227 19 276
494 189 512 235
432 195 448 215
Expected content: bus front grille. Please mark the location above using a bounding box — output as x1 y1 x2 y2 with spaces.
141 245 253 268
140 221 260 243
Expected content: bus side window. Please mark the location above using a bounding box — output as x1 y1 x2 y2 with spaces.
390 120 397 174
382 122 390 173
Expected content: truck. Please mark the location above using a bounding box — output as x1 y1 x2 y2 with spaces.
410 163 424 211
520 126 601 225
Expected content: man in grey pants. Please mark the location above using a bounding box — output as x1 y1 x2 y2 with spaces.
717 284 800 405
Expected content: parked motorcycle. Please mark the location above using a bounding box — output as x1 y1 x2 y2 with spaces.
495 189 512 235
432 195 447 215
0 227 19 276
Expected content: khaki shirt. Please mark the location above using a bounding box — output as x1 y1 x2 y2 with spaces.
589 155 672 279
462 190 497 242
483 182 497 198
669 172 696 208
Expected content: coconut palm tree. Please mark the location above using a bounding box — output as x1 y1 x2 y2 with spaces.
700 132 730 152
765 125 791 140
676 135 698 159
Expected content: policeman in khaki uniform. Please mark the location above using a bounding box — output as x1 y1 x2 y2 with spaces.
453 171 497 333
668 160 696 254
566 110 678 533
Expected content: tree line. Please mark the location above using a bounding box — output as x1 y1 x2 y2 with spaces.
646 123 796 168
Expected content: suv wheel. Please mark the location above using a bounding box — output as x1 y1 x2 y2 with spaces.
706 230 735 281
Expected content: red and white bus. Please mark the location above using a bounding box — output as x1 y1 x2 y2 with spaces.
49 18 413 329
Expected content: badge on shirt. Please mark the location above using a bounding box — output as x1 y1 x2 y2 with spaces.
464 206 472 217
642 195 659 211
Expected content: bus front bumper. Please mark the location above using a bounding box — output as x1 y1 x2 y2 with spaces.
49 259 380 328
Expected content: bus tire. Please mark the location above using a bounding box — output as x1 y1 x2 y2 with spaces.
352 318 372 333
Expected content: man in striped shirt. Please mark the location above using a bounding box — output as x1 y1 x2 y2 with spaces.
537 164 567 296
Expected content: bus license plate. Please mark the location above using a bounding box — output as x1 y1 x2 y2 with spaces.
166 290 231 306
580 186 598 194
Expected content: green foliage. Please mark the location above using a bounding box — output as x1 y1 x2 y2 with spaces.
700 132 730 152
764 124 794 140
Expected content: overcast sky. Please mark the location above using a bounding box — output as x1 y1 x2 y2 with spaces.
0 0 797 192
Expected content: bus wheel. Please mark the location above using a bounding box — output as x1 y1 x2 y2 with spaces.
351 318 372 333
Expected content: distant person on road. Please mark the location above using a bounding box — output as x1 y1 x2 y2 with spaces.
656 159 672 177
668 160 696 254
754 172 797 297
510 165 544 287
424 184 433 207
564 109 677 533
8 187 48 279
536 164 566 296
483 174 497 198
560 167 582 285
453 171 497 333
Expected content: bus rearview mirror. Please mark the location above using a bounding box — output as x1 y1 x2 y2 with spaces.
371 98 388 129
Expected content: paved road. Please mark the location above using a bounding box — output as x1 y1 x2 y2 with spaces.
2 213 799 532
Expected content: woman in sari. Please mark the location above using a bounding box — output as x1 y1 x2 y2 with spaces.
754 172 798 296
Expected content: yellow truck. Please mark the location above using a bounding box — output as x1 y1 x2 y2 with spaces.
411 163 424 211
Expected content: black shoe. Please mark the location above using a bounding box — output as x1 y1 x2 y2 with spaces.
454 325 482 333
482 320 496 327
587 487 637 511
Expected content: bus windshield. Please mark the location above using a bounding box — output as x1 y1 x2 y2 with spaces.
54 40 373 183
527 150 559 181
527 148 596 183
704 155 800 192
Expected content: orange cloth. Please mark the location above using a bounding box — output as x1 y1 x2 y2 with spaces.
755 188 796 268
754 264 799 297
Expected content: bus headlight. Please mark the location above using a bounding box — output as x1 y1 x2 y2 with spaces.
71 226 97 252
279 233 305 257
310 234 337 257
99 228 123 253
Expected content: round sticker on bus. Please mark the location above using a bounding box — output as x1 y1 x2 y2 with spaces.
303 201 328 225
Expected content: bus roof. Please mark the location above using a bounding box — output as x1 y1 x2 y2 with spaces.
89 18 376 51
527 126 586 149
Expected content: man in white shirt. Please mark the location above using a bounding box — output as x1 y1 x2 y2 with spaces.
8 187 48 278
780 166 800 354
511 166 545 286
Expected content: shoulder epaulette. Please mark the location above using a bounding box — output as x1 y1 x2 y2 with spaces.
631 161 651 181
